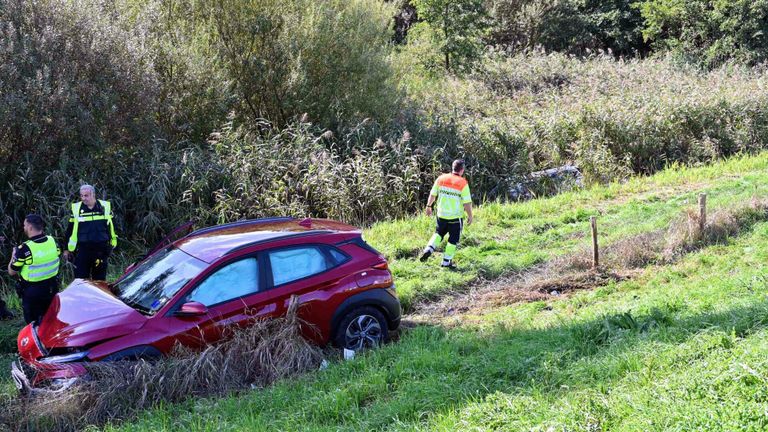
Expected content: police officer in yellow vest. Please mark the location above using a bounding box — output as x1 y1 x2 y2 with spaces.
62 184 117 280
7 214 60 324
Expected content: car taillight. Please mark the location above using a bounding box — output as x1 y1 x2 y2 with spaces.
372 261 389 270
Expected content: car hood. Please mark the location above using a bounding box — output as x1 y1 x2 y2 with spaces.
37 279 148 348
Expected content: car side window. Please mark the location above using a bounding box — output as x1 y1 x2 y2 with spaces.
269 247 330 286
327 247 349 265
187 257 260 307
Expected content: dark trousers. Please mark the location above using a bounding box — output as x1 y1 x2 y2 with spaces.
435 217 463 245
74 242 112 280
19 281 58 324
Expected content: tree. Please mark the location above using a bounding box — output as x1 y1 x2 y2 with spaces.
638 0 768 68
410 0 488 73
199 0 399 129
487 0 648 57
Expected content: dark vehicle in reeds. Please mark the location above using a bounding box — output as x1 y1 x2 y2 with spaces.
13 218 400 392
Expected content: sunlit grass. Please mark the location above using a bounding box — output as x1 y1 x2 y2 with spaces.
367 152 768 311
4 153 768 430
112 222 768 431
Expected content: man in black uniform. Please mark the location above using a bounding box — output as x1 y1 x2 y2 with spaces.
62 184 118 280
7 214 60 324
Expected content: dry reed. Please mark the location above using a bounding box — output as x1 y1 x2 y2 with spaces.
1 297 325 432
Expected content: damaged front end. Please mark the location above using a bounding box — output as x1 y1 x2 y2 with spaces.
13 322 88 394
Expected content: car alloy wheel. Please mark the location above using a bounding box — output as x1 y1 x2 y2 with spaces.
344 314 383 350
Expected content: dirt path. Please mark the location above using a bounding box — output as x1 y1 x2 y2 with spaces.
405 198 767 325
405 263 637 327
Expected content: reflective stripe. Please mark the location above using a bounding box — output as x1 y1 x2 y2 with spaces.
438 186 462 197
29 265 59 279
28 258 60 270
20 236 59 282
78 215 109 221
69 200 117 251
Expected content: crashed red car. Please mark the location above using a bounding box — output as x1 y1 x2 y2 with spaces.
13 217 400 392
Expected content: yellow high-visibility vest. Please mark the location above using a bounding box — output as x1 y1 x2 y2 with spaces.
67 200 118 252
430 174 472 220
20 236 60 282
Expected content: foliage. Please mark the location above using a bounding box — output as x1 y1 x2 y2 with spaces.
189 121 430 226
409 0 489 73
199 0 400 128
487 0 648 56
638 0 768 69
420 52 768 185
0 0 159 172
132 0 234 144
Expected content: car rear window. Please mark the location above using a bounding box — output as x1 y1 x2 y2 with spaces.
268 246 330 286
327 247 349 265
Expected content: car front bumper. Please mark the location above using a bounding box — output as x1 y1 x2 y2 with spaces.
11 357 88 394
10 359 30 393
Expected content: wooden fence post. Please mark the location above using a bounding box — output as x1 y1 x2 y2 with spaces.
590 216 599 270
698 193 707 232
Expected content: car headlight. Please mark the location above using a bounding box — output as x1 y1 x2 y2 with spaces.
39 351 89 364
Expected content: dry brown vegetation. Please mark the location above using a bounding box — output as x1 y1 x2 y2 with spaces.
661 198 768 260
0 298 325 432
3 200 768 431
411 198 768 323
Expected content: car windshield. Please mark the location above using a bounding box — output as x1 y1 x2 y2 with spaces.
113 247 207 315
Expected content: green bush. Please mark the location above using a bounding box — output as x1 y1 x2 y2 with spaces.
638 0 768 69
0 0 160 173
488 0 647 56
192 0 400 128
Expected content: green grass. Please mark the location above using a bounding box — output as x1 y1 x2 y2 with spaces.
7 153 768 430
96 152 768 431
108 219 768 431
369 152 768 311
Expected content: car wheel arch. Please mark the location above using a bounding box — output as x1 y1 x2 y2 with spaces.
332 305 389 350
330 288 399 336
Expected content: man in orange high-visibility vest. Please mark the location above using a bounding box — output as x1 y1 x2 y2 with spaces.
419 159 473 269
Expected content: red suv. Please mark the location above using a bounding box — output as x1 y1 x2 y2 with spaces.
13 218 400 391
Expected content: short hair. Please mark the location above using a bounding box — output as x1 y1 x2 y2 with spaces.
80 184 95 195
452 159 466 173
25 214 45 232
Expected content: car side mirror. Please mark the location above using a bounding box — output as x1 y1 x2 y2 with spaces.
175 301 207 317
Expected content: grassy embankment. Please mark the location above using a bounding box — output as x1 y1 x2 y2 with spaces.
2 152 768 428
87 152 768 431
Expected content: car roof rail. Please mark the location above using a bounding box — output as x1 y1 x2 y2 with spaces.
224 230 333 256
186 217 295 238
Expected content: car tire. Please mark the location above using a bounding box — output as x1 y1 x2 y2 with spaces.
333 306 388 351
